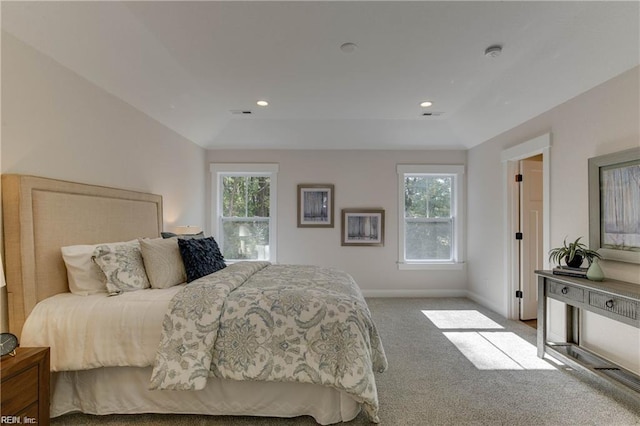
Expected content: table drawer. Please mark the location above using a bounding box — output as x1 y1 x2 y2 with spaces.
1 364 38 415
589 291 638 321
549 281 584 303
17 401 39 422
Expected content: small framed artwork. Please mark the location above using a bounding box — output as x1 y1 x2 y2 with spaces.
297 184 334 228
341 208 385 246
588 147 640 264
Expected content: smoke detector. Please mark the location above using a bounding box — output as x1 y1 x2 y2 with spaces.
340 42 357 53
484 45 503 58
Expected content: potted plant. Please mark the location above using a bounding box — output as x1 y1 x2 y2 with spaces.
548 236 602 268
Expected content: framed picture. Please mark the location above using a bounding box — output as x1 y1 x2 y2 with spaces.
341 208 385 246
297 184 334 228
588 147 640 264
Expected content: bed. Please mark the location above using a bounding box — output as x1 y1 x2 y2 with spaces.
1 174 387 424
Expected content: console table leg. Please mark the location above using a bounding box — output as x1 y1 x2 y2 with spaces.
537 275 546 358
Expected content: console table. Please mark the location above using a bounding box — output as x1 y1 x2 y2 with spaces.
536 271 640 397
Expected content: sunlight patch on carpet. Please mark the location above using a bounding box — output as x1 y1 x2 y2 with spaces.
422 310 504 329
444 331 556 370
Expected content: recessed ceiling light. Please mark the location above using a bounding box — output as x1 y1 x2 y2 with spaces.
420 101 433 108
256 100 269 107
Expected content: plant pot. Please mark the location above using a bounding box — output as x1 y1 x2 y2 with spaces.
565 254 583 268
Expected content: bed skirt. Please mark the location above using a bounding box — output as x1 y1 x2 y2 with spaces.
51 366 361 425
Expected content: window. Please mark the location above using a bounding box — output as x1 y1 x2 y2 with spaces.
210 163 278 262
397 165 464 270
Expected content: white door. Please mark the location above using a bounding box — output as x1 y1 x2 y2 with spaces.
519 159 543 320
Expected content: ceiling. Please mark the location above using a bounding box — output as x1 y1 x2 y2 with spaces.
2 1 639 150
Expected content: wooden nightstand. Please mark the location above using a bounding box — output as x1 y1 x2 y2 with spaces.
1 347 50 426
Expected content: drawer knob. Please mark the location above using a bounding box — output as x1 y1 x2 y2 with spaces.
605 299 614 309
561 287 568 295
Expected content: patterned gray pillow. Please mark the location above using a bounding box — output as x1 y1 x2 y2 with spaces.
139 237 186 289
92 240 150 295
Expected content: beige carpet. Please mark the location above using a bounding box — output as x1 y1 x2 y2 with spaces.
52 298 640 425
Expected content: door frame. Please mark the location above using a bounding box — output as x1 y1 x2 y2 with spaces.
501 133 551 320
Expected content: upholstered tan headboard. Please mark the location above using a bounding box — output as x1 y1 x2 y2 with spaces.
1 174 163 337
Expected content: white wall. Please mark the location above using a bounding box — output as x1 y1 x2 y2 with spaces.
206 149 467 295
467 66 640 373
3 23 637 374
1 33 206 231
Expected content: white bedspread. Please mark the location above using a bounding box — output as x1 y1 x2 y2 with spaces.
21 286 185 371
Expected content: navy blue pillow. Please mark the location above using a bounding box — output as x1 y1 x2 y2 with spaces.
177 237 226 283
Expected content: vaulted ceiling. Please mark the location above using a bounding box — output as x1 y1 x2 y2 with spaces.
2 1 638 149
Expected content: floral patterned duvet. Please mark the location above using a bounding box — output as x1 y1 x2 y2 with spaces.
150 261 388 422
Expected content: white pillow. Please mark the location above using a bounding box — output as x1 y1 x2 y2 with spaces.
92 240 151 295
61 244 108 295
139 237 186 289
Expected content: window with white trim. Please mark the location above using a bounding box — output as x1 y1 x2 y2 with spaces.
210 163 278 262
397 165 464 270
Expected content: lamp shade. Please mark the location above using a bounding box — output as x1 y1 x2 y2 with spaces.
174 225 202 235
238 225 251 237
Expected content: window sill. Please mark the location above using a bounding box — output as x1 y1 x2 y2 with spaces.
398 262 465 271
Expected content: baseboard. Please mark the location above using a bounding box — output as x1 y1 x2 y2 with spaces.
361 289 468 298
548 331 563 342
466 290 506 317
363 289 510 318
